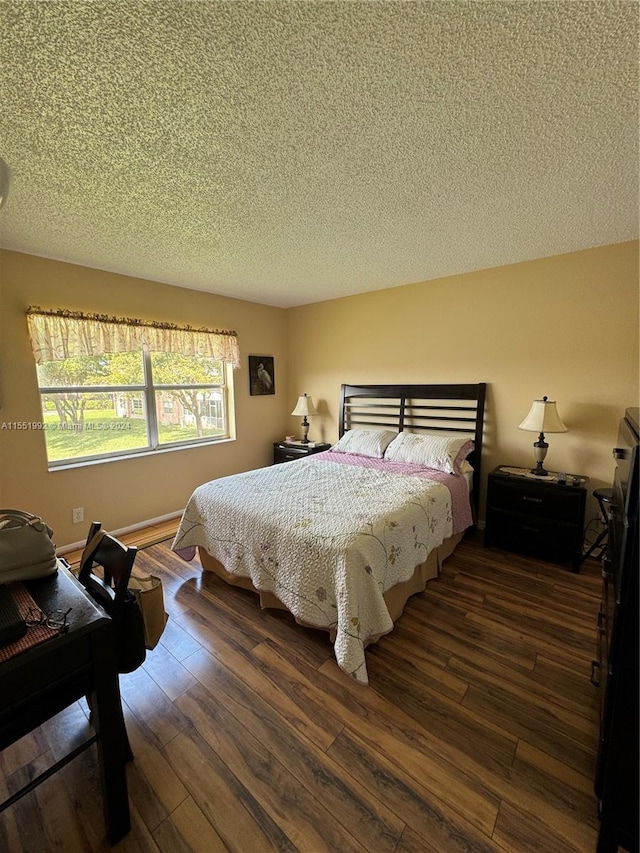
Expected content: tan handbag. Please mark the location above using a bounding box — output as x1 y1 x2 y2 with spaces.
0 509 57 583
128 569 168 650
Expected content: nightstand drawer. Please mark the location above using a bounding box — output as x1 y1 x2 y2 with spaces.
488 509 580 561
273 442 331 464
488 478 583 523
277 447 308 462
485 466 588 571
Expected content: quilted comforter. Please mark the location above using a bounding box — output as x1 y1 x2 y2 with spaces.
172 450 472 683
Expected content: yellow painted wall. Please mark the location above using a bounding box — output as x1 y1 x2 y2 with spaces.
1 241 638 548
0 250 288 546
286 241 640 524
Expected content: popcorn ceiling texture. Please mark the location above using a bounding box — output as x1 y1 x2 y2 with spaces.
0 1 637 307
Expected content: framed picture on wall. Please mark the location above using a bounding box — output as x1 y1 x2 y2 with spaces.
248 355 275 396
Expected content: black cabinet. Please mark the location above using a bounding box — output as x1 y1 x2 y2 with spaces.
273 442 331 464
594 409 639 853
485 466 587 571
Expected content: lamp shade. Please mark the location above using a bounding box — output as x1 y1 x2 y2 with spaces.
518 397 567 433
291 393 318 417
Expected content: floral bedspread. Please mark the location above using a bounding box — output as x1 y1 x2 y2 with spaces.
171 450 472 683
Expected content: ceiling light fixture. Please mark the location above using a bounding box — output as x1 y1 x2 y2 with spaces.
0 157 11 211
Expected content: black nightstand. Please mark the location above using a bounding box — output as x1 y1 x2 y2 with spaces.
484 466 588 572
273 442 331 464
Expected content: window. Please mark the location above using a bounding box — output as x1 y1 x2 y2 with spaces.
27 308 239 466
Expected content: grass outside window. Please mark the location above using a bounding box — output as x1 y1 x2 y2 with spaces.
35 349 232 466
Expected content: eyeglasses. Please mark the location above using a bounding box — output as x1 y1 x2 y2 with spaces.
25 606 72 633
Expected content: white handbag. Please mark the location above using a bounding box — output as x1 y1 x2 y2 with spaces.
0 509 58 583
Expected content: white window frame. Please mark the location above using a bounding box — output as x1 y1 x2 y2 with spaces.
38 350 233 468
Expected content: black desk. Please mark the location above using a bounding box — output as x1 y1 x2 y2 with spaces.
0 563 130 844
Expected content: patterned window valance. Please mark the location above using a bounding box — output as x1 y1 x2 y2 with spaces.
26 307 240 368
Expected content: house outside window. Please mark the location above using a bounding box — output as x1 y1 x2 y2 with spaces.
27 309 239 466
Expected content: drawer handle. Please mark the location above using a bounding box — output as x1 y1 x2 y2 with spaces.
521 525 540 533
522 496 543 504
590 660 600 687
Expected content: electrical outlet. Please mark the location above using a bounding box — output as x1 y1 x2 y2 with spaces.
72 507 84 524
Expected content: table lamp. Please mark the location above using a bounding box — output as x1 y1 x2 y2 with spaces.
291 393 317 444
518 396 567 476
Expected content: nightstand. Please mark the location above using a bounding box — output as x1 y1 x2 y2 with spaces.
273 442 331 464
484 466 588 572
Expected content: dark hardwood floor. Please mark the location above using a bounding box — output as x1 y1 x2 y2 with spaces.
0 533 604 852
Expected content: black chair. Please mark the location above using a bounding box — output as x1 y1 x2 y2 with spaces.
581 488 613 565
78 522 141 761
79 522 137 607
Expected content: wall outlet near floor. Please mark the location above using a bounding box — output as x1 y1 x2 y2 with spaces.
72 507 84 524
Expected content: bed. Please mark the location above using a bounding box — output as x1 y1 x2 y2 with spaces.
172 383 486 683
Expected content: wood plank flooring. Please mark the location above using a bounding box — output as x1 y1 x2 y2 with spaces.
0 532 605 852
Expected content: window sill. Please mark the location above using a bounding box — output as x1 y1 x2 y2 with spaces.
47 436 235 472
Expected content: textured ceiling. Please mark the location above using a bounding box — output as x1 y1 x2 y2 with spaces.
0 1 638 308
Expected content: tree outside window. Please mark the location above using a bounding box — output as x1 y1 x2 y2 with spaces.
35 349 231 464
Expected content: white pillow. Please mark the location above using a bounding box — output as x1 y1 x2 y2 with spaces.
331 429 397 459
384 432 474 473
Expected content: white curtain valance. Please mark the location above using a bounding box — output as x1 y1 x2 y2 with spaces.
26 307 240 368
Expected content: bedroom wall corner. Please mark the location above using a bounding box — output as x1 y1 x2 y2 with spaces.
0 250 290 547
284 240 640 526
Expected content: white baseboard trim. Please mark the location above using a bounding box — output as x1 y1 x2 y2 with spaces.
57 509 183 555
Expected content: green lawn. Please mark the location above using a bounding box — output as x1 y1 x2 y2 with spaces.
43 408 224 461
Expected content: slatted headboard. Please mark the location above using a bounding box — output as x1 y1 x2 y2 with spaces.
338 383 487 513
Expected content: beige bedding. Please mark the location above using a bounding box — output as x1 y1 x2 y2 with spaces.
172 450 471 682
198 529 463 642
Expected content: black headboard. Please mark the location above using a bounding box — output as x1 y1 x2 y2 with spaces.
339 383 487 512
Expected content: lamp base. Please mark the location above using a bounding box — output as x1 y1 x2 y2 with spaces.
530 464 549 476
300 416 310 444
531 433 549 476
